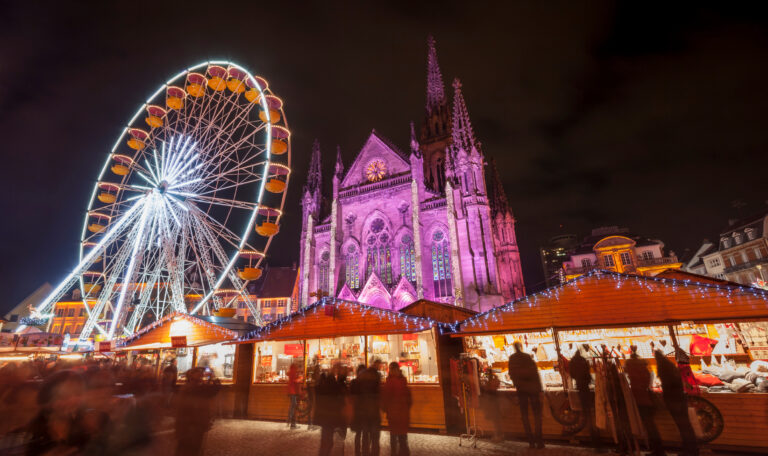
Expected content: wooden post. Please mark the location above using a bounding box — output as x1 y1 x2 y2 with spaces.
192 346 198 369
364 334 369 368
667 324 681 353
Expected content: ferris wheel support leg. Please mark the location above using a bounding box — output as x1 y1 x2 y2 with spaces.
33 201 143 319
108 201 152 339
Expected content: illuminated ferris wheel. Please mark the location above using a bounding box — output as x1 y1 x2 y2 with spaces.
34 61 291 341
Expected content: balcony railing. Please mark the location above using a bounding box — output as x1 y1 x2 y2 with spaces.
637 256 679 267
724 258 768 274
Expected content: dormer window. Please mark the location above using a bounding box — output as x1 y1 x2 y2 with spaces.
722 237 732 249
734 232 744 245
746 228 757 241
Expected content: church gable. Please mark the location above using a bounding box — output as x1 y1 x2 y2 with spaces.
341 130 411 188
356 272 393 309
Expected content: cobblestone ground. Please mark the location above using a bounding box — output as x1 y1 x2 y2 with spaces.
194 419 601 456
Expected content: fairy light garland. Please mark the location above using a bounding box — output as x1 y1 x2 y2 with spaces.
458 269 768 331
117 311 237 347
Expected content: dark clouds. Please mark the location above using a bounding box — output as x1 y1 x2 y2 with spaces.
2 2 768 310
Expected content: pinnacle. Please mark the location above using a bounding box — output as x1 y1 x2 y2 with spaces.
451 77 476 152
426 34 447 114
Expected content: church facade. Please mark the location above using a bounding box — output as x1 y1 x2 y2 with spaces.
298 37 525 312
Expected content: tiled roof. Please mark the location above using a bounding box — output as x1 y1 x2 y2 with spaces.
253 266 298 299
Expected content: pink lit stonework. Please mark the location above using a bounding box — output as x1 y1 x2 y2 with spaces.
298 37 525 312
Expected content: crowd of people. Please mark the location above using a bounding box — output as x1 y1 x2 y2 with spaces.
500 341 701 455
0 356 220 456
291 359 413 456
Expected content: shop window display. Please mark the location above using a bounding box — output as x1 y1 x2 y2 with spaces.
196 342 236 382
463 331 560 391
306 336 366 378
367 330 438 383
254 340 305 383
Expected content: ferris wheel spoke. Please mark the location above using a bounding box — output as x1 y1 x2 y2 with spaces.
169 192 258 212
190 205 245 250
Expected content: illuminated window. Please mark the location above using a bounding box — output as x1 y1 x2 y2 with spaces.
603 255 615 267
640 251 654 261
709 257 721 268
365 219 393 284
399 234 417 284
756 249 763 259
431 231 452 297
57 309 64 317
345 244 360 289
318 251 330 295
620 252 632 265
581 258 592 269
67 309 75 317
79 309 85 317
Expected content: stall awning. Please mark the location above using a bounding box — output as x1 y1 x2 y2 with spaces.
458 270 768 336
399 299 476 324
117 313 238 350
237 298 443 342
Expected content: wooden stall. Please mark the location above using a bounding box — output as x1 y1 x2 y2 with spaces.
118 312 256 417
234 299 452 431
456 270 768 453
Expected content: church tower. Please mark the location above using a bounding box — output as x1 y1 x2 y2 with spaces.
419 35 452 193
299 140 322 307
489 158 526 300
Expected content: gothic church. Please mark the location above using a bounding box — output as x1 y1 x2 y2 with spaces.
298 37 525 311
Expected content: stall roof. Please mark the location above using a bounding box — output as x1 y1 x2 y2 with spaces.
238 298 449 342
399 299 476 323
654 269 743 288
458 270 768 336
118 312 238 350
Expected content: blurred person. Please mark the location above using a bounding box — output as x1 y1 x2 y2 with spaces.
654 350 699 456
307 364 321 429
507 342 544 449
316 363 348 456
26 369 87 455
162 359 178 395
359 361 382 456
569 346 599 447
381 362 411 456
287 363 302 429
350 364 366 455
626 346 663 456
173 367 221 456
480 367 503 443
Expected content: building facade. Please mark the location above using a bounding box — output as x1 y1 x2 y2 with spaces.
236 265 299 324
539 234 578 288
700 212 768 285
298 37 525 312
562 226 681 281
2 283 52 333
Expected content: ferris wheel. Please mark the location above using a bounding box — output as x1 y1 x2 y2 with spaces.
34 61 291 341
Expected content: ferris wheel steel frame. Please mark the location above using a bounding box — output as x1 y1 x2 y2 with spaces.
32 60 291 341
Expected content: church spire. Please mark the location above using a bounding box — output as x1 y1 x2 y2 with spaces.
451 78 477 153
488 157 511 217
304 139 322 195
425 35 447 115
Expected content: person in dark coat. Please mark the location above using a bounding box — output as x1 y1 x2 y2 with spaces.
507 342 544 449
351 364 381 456
381 362 411 456
654 350 699 456
569 346 599 446
173 367 221 456
626 346 663 456
316 363 348 456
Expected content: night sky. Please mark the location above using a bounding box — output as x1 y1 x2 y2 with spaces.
3 2 768 312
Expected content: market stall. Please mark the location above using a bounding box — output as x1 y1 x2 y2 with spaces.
456 270 768 452
234 298 451 430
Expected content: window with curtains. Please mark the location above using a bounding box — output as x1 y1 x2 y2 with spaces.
399 234 416 284
318 251 330 295
365 218 393 284
431 230 452 297
345 244 360 289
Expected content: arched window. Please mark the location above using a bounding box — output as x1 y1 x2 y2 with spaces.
365 219 393 284
399 234 416 284
431 230 452 297
318 251 330 295
345 244 360 289
436 157 445 191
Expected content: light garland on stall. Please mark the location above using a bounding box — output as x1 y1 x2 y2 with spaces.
117 311 237 347
459 269 768 332
239 297 458 341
